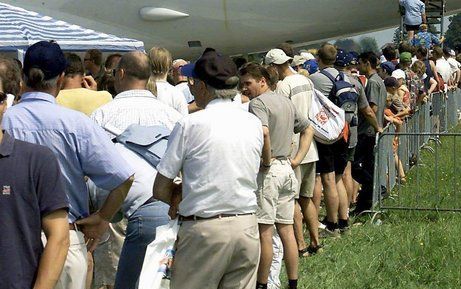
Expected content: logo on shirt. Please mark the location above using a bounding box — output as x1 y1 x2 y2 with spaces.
2 185 11 195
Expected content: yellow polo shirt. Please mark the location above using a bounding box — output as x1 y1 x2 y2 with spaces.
57 88 113 116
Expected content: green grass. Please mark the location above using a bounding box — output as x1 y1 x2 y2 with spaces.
282 127 461 289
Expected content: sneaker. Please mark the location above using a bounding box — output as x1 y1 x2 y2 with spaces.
318 222 326 230
320 227 340 238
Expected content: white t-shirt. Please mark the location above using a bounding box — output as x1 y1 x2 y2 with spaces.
156 81 189 116
276 74 318 163
436 58 453 83
447 58 461 77
157 99 263 218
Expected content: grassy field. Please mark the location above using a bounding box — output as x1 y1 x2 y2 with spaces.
283 129 461 289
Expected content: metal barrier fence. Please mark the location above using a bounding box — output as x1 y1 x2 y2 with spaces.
372 88 461 212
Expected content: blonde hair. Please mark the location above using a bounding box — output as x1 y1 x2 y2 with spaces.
146 75 158 96
411 60 426 77
148 47 172 77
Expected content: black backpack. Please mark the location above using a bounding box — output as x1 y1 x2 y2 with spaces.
320 70 359 115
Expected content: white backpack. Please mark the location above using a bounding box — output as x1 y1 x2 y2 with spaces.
308 88 346 144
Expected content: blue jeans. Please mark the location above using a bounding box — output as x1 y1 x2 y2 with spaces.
114 200 170 289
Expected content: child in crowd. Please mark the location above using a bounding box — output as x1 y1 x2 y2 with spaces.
411 60 438 101
391 69 411 108
385 76 412 119
384 77 407 184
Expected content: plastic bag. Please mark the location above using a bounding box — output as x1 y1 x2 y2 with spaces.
138 218 179 289
309 88 346 144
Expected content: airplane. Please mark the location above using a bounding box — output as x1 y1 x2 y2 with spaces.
1 0 461 58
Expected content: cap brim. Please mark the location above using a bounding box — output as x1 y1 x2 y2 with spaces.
180 63 198 78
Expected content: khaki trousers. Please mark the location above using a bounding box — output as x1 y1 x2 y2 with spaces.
54 230 88 289
171 214 260 289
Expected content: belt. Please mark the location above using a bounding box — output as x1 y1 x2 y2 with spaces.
179 213 254 221
272 156 288 160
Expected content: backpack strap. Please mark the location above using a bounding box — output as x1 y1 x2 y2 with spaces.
320 69 336 83
320 69 337 100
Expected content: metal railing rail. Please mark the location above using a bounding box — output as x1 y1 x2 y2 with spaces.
372 88 461 212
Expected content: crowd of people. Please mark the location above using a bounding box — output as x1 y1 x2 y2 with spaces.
1 10 461 289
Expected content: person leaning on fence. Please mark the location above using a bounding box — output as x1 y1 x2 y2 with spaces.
391 69 411 109
385 76 412 119
444 48 461 89
1 41 135 289
432 46 452 89
90 51 183 289
239 62 315 289
383 90 407 184
400 51 426 109
153 48 263 289
416 46 441 94
352 51 386 215
412 60 437 104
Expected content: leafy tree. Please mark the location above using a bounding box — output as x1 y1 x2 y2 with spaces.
359 37 379 53
334 38 361 53
445 13 461 49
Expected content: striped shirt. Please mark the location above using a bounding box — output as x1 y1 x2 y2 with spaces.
90 89 183 138
90 89 183 215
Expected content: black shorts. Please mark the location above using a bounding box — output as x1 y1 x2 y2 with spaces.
316 138 349 175
405 24 420 32
346 146 356 162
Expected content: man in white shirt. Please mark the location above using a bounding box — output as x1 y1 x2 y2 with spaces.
90 51 182 289
444 48 461 88
433 46 452 88
265 49 321 255
154 48 263 289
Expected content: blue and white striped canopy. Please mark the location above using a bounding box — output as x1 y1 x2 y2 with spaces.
0 2 144 51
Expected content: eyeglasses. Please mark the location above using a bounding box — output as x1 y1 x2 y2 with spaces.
0 92 7 103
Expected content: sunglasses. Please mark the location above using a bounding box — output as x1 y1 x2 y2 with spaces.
0 92 7 103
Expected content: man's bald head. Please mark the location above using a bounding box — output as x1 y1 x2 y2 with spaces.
118 51 151 81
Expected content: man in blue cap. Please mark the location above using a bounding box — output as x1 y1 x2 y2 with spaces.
335 50 382 210
154 48 263 289
2 41 135 289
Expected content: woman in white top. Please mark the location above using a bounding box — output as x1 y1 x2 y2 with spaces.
147 47 188 115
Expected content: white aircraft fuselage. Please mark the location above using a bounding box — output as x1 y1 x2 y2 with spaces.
2 0 461 57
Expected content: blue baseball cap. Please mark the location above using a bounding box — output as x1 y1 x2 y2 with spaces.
335 49 349 67
302 59 319 75
347 52 358 66
23 41 67 80
380 61 396 75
